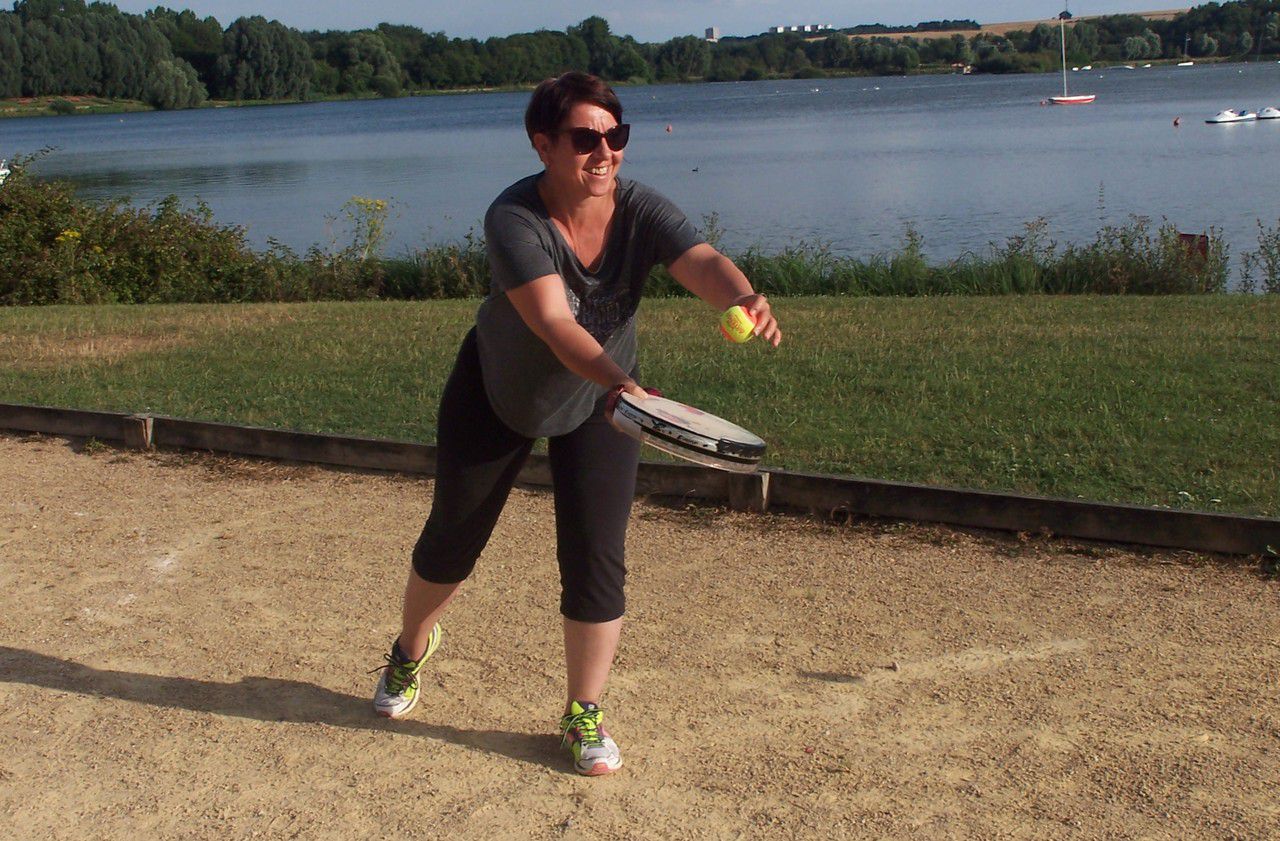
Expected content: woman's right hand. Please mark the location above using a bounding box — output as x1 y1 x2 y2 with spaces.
605 380 649 417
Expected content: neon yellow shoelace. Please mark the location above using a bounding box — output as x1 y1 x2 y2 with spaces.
561 708 604 748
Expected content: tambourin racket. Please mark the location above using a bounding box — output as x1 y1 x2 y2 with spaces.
608 392 766 473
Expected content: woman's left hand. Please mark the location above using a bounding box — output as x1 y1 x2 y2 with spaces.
732 293 782 347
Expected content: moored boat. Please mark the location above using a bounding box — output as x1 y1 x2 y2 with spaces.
1205 109 1257 123
1050 94 1097 105
1049 8 1094 106
1258 106 1280 120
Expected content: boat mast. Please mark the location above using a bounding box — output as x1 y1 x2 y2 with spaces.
1060 13 1069 96
1059 15 1070 96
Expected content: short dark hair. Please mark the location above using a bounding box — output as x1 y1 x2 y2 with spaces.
524 71 623 144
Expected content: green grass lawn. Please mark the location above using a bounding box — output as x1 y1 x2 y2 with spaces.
1 296 1276 516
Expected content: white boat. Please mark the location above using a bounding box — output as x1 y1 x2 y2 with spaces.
1205 109 1257 123
1177 61 1195 67
0 159 9 187
1258 106 1280 119
1049 9 1095 105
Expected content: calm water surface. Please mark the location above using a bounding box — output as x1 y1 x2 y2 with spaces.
3 63 1278 265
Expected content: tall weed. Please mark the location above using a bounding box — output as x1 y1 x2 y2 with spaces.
1240 218 1280 294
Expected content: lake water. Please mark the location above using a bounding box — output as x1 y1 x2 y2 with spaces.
3 63 1278 267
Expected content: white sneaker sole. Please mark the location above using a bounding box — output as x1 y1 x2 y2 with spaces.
576 757 623 776
375 695 418 719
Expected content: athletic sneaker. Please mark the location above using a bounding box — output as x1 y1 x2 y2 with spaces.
371 624 441 719
559 701 622 776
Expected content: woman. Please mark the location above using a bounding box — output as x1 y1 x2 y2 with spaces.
372 71 781 776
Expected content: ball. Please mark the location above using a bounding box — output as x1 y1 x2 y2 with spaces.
719 305 757 343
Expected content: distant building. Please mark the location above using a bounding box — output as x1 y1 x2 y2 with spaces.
705 26 720 42
769 24 835 35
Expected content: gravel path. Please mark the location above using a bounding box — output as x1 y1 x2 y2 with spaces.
2 434 1277 839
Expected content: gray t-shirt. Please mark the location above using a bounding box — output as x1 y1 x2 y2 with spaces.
475 173 704 438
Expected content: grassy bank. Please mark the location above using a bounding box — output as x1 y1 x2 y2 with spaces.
1 296 1276 517
0 96 152 118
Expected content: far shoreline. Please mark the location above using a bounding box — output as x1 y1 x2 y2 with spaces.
0 56 1245 121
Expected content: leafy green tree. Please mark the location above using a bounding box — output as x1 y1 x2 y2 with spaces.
0 14 22 97
707 51 750 81
145 57 206 109
1070 21 1099 58
63 17 100 91
214 16 312 100
891 44 919 72
1143 29 1162 57
916 33 967 65
754 34 789 70
319 30 402 95
815 33 852 69
147 7 223 87
438 40 483 88
1026 22 1058 52
1193 31 1218 56
612 38 651 81
655 35 706 81
1123 36 1149 59
854 39 895 72
568 16 615 77
19 18 54 96
370 72 399 97
12 0 87 22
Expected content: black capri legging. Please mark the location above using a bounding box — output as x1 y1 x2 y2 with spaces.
411 329 642 623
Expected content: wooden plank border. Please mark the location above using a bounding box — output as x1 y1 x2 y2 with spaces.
1 402 1275 556
151 417 437 476
765 470 1280 557
0 403 147 445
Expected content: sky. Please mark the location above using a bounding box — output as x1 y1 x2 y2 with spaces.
98 2 1189 43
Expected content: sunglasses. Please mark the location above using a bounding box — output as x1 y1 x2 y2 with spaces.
558 124 631 154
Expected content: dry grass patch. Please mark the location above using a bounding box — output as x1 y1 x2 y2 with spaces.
0 332 189 366
835 9 1190 42
0 304 305 367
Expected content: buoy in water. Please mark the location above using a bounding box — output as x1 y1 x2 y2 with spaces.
665 123 672 133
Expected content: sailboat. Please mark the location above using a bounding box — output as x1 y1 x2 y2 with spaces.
1050 9 1095 104
1177 34 1194 66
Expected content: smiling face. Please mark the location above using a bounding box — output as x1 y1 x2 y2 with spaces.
534 102 624 204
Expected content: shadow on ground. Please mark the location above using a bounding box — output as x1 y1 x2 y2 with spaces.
0 646 568 772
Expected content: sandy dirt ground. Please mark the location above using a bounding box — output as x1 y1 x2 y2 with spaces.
1 432 1277 840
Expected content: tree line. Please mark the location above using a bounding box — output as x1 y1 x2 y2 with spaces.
3 0 1280 110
